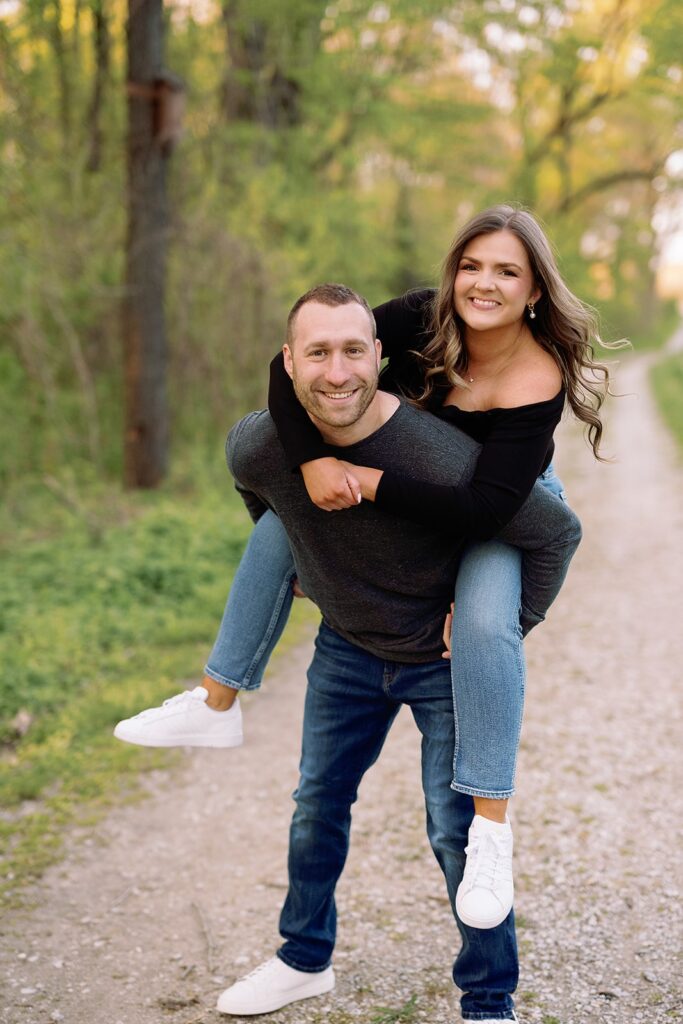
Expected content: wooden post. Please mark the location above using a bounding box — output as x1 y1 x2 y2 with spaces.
122 0 170 488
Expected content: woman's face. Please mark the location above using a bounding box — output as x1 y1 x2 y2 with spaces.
453 229 541 332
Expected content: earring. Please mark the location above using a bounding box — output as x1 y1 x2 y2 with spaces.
527 302 536 320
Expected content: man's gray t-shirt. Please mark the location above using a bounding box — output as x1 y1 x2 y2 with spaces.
227 400 581 663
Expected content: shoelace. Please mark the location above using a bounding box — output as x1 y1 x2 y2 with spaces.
135 690 199 719
241 958 279 982
462 832 512 893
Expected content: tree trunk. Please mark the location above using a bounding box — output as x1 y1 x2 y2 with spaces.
122 0 170 488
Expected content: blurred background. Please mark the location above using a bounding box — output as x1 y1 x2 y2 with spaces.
1 0 682 901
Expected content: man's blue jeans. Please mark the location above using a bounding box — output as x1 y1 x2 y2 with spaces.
276 623 518 1022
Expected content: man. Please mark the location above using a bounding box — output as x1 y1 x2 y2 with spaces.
216 284 580 1022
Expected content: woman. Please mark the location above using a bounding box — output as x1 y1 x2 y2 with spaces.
115 205 613 930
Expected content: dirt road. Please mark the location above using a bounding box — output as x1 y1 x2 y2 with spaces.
1 353 681 1024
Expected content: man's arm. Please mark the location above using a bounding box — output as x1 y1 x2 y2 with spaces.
226 412 270 524
497 483 582 635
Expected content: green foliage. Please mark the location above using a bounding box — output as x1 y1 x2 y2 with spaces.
2 0 679 481
651 351 683 454
0 464 317 904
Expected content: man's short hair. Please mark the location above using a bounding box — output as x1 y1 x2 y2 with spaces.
286 283 377 347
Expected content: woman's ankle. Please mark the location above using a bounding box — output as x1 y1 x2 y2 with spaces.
473 796 509 824
203 675 239 710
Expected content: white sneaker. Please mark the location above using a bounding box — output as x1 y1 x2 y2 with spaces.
456 814 514 930
216 956 335 1016
113 686 243 748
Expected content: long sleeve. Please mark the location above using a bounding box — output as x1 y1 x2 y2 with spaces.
496 482 582 635
267 352 329 469
226 413 270 524
267 289 435 470
374 395 563 540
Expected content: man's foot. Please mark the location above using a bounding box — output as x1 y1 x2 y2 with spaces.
113 686 243 748
456 814 514 929
216 956 335 1016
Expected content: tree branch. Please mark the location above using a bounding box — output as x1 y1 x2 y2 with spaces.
555 165 664 213
527 89 617 167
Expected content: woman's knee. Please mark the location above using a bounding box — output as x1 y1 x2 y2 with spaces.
251 510 296 577
453 546 523 643
453 598 521 647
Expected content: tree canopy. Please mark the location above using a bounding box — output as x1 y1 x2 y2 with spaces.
1 0 681 484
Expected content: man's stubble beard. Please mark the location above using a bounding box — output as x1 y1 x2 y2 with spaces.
291 373 379 430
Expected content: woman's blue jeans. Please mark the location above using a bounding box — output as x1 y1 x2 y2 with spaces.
450 464 567 798
205 466 568 798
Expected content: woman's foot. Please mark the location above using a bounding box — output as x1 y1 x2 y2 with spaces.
113 686 243 748
456 814 514 929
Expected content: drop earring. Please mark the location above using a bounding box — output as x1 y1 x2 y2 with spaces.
527 302 536 320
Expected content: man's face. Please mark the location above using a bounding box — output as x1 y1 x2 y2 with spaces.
283 302 382 432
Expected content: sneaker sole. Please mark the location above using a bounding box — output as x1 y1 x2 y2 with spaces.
456 898 512 930
216 970 334 1015
113 726 243 749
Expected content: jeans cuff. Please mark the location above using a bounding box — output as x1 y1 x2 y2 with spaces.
203 665 251 691
450 780 516 799
276 950 332 974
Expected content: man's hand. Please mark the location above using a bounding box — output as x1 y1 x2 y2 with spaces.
301 457 361 511
338 462 383 502
441 602 454 659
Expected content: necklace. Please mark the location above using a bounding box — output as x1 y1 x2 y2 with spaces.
465 324 526 384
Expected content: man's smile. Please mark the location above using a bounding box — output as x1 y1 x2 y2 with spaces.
319 389 358 401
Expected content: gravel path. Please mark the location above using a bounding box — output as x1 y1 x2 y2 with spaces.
2 353 681 1024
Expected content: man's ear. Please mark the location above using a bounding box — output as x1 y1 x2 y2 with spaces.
375 338 382 370
283 344 294 380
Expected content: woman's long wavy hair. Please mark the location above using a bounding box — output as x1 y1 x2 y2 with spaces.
416 204 624 459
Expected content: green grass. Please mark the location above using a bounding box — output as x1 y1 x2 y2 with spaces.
651 350 683 455
0 461 317 906
370 995 419 1024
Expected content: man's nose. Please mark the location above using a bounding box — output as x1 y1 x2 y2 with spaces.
325 354 351 386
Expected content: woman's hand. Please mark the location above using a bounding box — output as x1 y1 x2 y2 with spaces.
338 462 383 502
301 458 362 511
442 603 454 659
